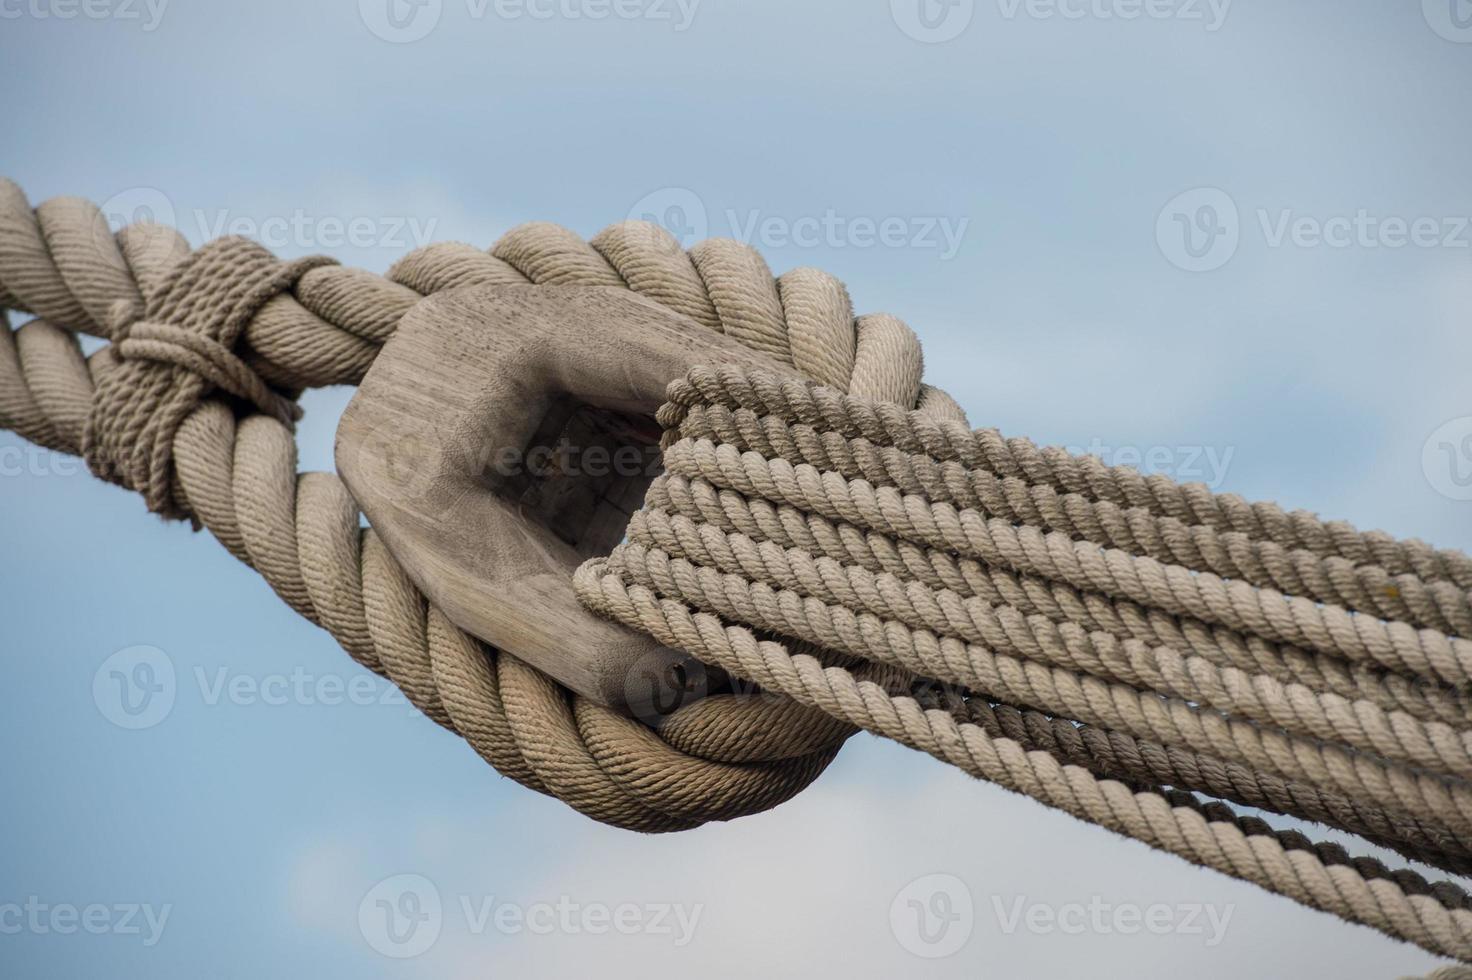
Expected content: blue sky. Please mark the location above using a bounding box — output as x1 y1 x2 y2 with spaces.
2 1 1471 976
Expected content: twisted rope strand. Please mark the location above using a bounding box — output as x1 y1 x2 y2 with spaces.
632 499 1472 727
917 694 1472 877
574 565 1472 962
661 366 1472 590
674 399 1472 636
658 437 1472 687
615 510 1472 783
601 539 1472 832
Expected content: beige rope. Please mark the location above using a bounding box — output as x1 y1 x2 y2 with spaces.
655 433 1472 686
2 177 1470 967
920 694 1472 877
659 367 1472 590
605 524 1472 837
670 395 1472 635
577 364 1472 963
637 470 1472 729
0 177 933 833
612 509 1472 784
575 564 1472 962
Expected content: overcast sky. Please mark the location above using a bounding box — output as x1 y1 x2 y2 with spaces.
2 1 1471 976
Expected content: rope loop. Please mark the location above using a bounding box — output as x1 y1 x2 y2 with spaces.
81 237 334 517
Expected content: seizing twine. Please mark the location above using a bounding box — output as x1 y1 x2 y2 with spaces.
1 177 1471 966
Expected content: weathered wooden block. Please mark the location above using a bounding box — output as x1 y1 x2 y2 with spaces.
335 284 799 719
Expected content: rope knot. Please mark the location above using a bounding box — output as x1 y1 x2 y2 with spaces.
82 236 336 518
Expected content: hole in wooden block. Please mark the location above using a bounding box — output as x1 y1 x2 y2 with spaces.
337 285 807 714
480 397 663 560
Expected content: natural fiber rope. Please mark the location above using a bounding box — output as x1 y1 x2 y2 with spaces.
668 395 1472 636
651 430 1472 686
576 563 1472 961
577 364 1472 962
0 178 933 833
611 509 1472 786
1 178 1469 967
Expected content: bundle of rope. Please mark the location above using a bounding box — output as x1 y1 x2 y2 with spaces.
2 177 1470 966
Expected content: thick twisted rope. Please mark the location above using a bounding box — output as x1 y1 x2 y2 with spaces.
576 364 1472 963
2 179 1470 968
0 178 947 832
576 563 1472 961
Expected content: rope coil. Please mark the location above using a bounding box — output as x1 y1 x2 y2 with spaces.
1 177 1470 968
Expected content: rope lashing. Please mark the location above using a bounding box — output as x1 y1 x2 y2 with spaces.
85 237 332 517
1 177 1471 967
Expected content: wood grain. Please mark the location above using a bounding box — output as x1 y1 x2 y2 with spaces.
335 284 800 718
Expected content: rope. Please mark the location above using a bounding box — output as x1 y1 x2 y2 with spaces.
575 364 1472 963
0 177 935 834
1 178 1470 969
